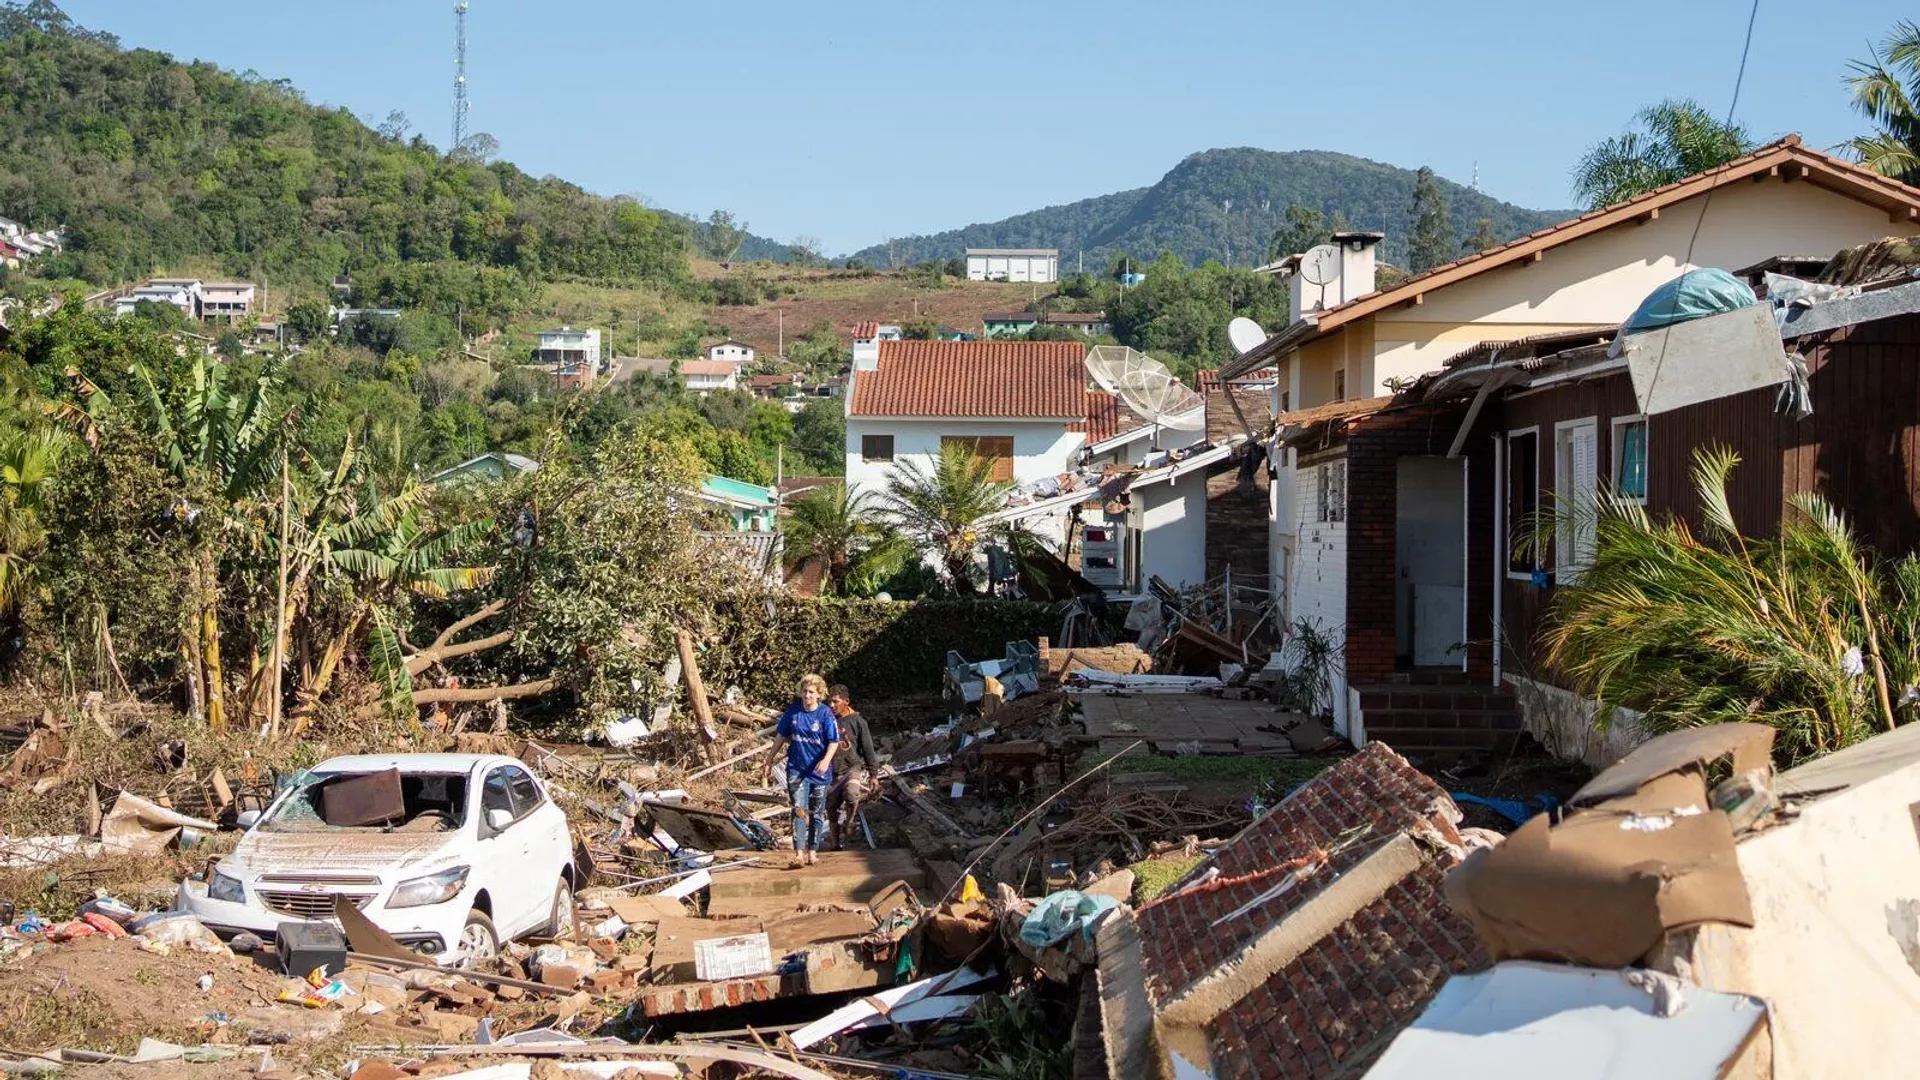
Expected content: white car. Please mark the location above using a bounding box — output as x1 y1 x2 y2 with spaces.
178 753 576 964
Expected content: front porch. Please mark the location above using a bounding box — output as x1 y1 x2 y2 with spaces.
1279 398 1515 758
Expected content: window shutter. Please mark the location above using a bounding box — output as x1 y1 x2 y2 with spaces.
1568 426 1598 576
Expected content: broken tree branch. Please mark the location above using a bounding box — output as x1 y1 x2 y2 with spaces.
403 629 514 677
410 679 557 706
429 598 507 651
676 627 721 750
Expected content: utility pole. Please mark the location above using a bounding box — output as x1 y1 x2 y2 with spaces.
777 309 784 358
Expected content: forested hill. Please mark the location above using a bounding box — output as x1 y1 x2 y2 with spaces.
0 2 786 294
849 148 1572 269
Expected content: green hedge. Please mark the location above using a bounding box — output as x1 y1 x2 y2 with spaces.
711 597 1069 704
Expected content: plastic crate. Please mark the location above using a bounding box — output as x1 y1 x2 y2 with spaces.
693 931 773 981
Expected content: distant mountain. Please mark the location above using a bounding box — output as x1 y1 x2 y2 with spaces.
849 148 1573 270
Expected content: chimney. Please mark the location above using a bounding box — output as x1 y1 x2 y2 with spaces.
1330 231 1383 304
1279 232 1386 324
852 326 880 372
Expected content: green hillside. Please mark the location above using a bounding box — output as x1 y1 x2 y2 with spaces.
0 3 798 306
849 148 1572 269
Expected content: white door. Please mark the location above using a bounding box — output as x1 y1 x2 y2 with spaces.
1413 585 1465 667
1555 421 1598 583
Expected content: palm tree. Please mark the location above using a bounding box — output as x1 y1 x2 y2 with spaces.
876 444 1015 594
1540 446 1920 765
781 485 909 596
1844 20 1920 184
1572 100 1754 209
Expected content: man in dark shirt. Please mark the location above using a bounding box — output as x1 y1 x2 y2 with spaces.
825 684 880 850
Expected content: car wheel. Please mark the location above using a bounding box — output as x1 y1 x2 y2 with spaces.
544 877 574 938
455 910 498 966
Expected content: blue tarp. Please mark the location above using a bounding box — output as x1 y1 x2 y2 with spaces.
1019 890 1120 948
1619 268 1758 335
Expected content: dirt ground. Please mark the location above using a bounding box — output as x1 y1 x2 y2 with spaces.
711 276 1042 357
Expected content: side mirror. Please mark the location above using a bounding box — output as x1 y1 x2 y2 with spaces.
236 810 262 830
486 808 513 833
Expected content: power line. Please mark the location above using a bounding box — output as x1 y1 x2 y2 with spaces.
1643 0 1762 396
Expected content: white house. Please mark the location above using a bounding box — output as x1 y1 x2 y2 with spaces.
0 216 21 239
199 282 256 321
114 281 201 319
965 248 1058 283
535 326 603 388
620 357 742 394
680 359 741 393
707 340 755 366
846 338 1091 547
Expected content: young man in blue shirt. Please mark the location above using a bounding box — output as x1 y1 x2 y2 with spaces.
765 673 839 867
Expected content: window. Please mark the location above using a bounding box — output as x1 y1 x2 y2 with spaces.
1555 419 1600 582
861 434 894 462
941 436 1015 482
1332 368 1347 402
1317 460 1347 523
1506 429 1541 576
505 769 543 817
1612 416 1648 503
481 769 515 826
1279 390 1292 414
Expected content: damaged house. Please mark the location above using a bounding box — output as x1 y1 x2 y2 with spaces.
1213 137 1920 748
1374 238 1920 766
1094 743 1489 1080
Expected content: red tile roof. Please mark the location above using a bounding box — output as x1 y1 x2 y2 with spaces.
1224 135 1920 379
1069 391 1139 444
849 339 1088 418
1100 743 1487 1080
852 320 880 340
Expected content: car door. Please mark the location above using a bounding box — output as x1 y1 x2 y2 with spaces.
474 765 540 938
506 768 568 903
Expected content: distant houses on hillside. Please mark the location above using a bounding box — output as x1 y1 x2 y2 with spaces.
965 248 1058 283
109 277 257 322
0 214 65 269
982 310 1110 338
533 326 604 388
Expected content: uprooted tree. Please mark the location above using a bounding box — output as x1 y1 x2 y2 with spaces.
361 426 768 729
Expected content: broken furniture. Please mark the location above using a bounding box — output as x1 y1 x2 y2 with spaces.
943 642 1039 718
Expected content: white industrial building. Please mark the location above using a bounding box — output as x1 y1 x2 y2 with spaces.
965 248 1058 283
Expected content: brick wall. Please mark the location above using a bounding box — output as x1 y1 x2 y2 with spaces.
1343 404 1475 683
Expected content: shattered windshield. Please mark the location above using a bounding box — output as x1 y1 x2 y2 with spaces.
261 770 470 833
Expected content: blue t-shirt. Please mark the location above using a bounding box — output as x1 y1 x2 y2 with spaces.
778 701 840 779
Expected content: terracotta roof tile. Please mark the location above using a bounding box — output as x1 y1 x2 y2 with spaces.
852 321 880 340
849 339 1088 418
1069 390 1151 444
1115 744 1487 1080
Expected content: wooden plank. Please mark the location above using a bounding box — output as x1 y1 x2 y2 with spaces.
706 848 925 904
763 910 878 953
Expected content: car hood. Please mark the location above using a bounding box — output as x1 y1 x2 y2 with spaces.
225 829 463 880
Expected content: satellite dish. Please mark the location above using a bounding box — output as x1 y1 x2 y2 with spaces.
1084 346 1206 432
1228 317 1266 356
1299 244 1340 311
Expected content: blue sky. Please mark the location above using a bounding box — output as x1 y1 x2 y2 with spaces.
55 0 1916 255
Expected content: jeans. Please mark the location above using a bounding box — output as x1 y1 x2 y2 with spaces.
786 772 831 852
